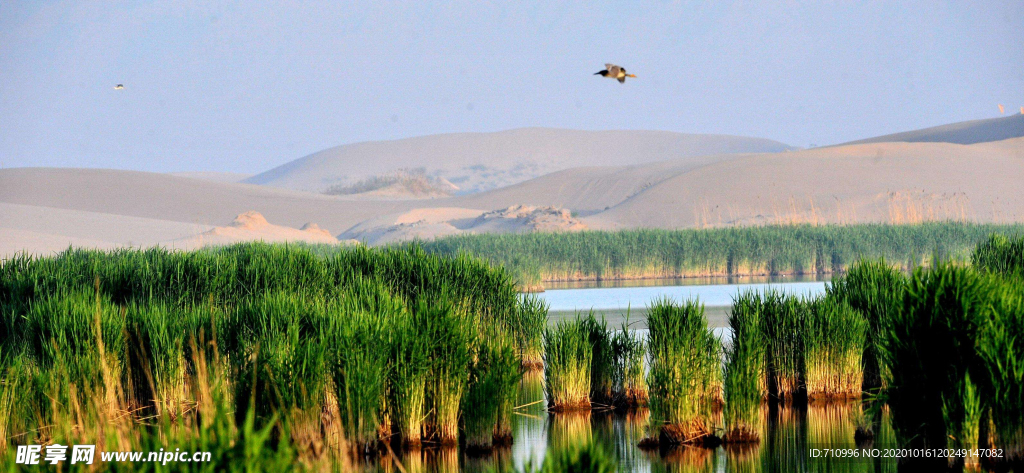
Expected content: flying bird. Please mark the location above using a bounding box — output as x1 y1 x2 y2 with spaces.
114 84 124 90
594 64 636 83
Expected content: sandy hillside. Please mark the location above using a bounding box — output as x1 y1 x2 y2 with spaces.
168 171 252 183
341 205 586 245
590 138 1024 229
172 211 343 247
3 117 1024 257
839 113 1024 146
244 128 793 193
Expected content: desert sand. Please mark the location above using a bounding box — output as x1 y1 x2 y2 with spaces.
2 119 1023 258
244 128 793 193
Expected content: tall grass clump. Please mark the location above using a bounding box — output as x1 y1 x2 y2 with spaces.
803 296 866 401
611 320 647 406
544 316 594 411
972 233 1024 276
878 264 993 470
758 291 806 403
580 313 615 404
723 292 765 443
827 259 906 393
976 278 1024 466
645 298 722 446
512 295 548 369
417 298 474 446
463 329 521 452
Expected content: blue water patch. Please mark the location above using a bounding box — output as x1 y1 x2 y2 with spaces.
538 281 828 312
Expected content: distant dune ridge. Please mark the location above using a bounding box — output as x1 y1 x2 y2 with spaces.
2 117 1023 257
243 128 794 193
837 113 1024 146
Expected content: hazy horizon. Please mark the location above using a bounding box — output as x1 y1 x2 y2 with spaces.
2 2 1021 174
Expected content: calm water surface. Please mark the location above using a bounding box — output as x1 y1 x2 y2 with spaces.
360 278 909 472
375 370 900 472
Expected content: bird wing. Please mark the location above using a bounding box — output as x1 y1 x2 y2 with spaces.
605 64 621 75
618 77 626 83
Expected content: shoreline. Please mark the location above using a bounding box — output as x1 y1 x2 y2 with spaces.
520 269 838 293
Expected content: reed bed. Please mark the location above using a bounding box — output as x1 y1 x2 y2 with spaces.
826 259 906 393
757 291 806 403
878 264 995 470
418 222 1024 285
581 314 616 405
611 323 648 407
645 298 722 446
544 316 594 411
972 233 1024 276
0 243 535 468
723 292 765 443
803 297 866 400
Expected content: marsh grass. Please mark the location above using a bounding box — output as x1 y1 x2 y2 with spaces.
758 291 806 403
580 313 615 405
723 292 765 443
645 298 722 446
418 222 1024 285
878 264 993 469
463 328 521 451
827 259 906 394
0 243 539 467
803 297 866 400
544 316 594 411
611 320 648 407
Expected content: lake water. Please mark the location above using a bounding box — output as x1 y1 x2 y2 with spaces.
357 277 927 472
378 370 902 473
538 277 829 329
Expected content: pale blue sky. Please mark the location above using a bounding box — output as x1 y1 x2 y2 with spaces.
1 1 1021 174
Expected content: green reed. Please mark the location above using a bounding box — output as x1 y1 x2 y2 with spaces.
646 298 721 445
580 313 615 404
544 315 594 410
758 291 806 402
463 328 521 451
878 264 992 469
723 292 765 443
611 320 647 406
418 222 1024 285
972 233 1024 276
804 296 866 400
0 243 539 467
827 259 907 393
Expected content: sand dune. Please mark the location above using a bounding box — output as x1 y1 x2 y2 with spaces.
168 171 252 183
173 211 342 246
3 133 1024 257
340 205 586 245
839 113 1024 146
244 128 793 193
591 138 1024 228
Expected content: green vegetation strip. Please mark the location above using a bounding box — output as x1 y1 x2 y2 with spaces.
417 222 1024 285
0 243 544 469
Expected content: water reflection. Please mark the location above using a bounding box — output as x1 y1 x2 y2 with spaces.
369 370 906 472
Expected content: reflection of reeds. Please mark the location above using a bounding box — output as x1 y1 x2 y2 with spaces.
656 445 715 473
550 411 593 452
724 443 762 473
